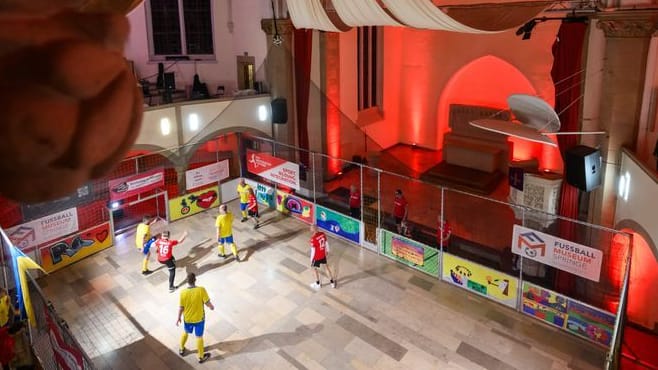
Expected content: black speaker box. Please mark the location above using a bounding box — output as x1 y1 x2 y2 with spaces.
565 145 602 192
163 72 176 90
271 98 288 124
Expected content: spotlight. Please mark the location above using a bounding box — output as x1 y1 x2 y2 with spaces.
110 201 120 210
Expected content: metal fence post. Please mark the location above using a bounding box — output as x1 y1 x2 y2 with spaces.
517 207 525 313
377 170 381 255
312 152 317 204
606 233 633 370
439 187 444 280
360 164 364 225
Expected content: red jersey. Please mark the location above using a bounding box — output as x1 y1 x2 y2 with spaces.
349 190 361 208
247 193 258 211
156 239 179 262
310 232 327 261
393 196 408 218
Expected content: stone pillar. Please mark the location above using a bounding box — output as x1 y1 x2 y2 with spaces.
590 11 658 227
261 19 296 153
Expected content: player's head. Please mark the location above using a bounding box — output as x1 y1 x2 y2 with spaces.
239 178 245 186
350 185 356 192
395 189 403 198
187 272 196 286
142 216 150 224
248 187 255 195
162 231 170 239
220 204 228 214
310 224 317 233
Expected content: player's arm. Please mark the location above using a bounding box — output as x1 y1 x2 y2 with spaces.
205 300 214 310
176 306 184 326
309 247 315 265
178 231 188 243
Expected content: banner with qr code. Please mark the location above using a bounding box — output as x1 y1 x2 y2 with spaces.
512 225 603 282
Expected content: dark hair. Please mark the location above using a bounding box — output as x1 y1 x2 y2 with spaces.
162 231 170 238
187 272 196 285
395 189 402 195
142 216 150 223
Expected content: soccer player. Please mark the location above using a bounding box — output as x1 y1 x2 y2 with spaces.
215 204 240 261
177 272 214 364
155 230 188 293
393 189 408 234
135 216 157 274
349 185 361 219
236 178 252 222
309 224 336 289
141 233 160 275
247 187 259 229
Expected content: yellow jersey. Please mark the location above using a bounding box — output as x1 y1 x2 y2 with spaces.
237 183 251 203
135 222 150 249
179 286 210 324
215 213 234 237
0 294 10 327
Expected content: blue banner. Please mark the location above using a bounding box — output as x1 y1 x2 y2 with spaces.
315 205 361 244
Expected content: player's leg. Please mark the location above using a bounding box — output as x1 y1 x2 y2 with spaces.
167 258 176 292
310 261 321 289
194 321 210 363
240 203 248 221
324 262 336 288
141 245 152 275
180 322 193 355
218 237 226 257
227 236 239 262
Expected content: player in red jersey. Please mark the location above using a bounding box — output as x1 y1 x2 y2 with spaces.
393 189 408 234
247 187 260 229
349 185 361 219
309 224 336 289
156 230 188 293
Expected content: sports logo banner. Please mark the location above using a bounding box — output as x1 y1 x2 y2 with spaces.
108 168 165 201
246 150 300 190
7 207 79 252
512 224 603 282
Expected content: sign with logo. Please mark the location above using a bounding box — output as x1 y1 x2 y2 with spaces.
168 186 220 221
566 300 615 347
108 168 165 201
255 182 275 208
521 282 568 329
442 253 518 308
315 205 361 244
46 308 84 370
380 229 439 276
246 150 300 190
275 191 314 224
39 222 112 273
185 160 230 190
512 225 603 282
7 208 79 252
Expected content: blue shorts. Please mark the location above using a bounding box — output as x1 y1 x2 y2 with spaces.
142 243 151 255
219 235 234 244
240 202 248 211
183 320 205 337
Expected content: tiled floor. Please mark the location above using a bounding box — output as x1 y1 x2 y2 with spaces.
38 202 607 369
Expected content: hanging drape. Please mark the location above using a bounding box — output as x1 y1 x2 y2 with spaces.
294 29 313 167
377 0 496 33
444 2 550 32
287 0 340 32
550 21 587 296
332 0 402 27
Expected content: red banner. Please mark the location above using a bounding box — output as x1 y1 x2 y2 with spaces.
246 150 300 190
46 309 84 370
108 168 165 201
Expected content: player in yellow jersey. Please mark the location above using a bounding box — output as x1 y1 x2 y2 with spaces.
177 273 214 364
215 204 240 262
236 178 252 222
135 216 157 274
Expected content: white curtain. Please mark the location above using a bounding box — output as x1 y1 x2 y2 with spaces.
380 0 499 33
332 0 402 27
287 0 340 32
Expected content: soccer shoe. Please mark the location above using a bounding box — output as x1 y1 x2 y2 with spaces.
179 348 186 356
198 353 211 363
234 255 241 262
331 280 337 288
141 270 153 275
309 282 321 290
169 286 176 293
253 224 259 230
241 217 248 222
218 254 227 258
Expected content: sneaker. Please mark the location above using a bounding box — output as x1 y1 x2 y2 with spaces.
241 218 248 222
234 255 241 263
331 280 337 289
253 224 259 230
179 348 186 356
198 353 211 363
218 254 227 258
169 287 176 293
142 270 153 275
309 282 321 290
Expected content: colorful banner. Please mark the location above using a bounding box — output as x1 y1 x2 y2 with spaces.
275 191 315 224
255 182 275 208
442 253 518 308
46 308 84 369
168 186 220 221
566 300 615 347
7 207 79 252
522 282 568 328
380 229 439 276
39 222 112 273
315 205 361 244
108 168 165 201
512 225 603 282
185 160 230 190
246 150 300 190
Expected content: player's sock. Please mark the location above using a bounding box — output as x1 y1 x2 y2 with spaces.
196 337 205 358
180 332 188 349
230 244 238 257
142 259 148 272
241 210 247 219
218 244 225 256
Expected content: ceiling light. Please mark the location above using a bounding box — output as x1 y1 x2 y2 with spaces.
160 117 171 136
258 105 268 122
189 113 199 131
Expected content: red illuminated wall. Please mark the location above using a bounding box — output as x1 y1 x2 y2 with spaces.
325 33 341 175
624 230 658 329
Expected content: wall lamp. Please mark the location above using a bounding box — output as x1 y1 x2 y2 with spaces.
516 16 588 40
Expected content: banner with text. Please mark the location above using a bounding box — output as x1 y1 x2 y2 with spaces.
7 207 79 252
276 191 315 224
512 225 603 282
380 229 439 277
108 168 165 201
315 205 361 244
566 300 615 347
246 150 300 190
169 186 220 221
255 182 275 208
442 253 518 308
39 222 112 273
522 282 568 329
185 160 230 190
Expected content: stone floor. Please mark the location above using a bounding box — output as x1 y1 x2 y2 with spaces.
37 201 607 370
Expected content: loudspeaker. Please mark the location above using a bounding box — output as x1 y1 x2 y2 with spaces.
271 98 288 124
163 72 176 90
565 145 602 192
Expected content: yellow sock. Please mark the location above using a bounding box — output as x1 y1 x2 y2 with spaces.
196 337 205 358
230 244 238 257
218 244 225 255
242 210 247 218
142 258 148 272
180 332 188 350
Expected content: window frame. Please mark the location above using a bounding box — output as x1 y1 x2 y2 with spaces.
357 26 383 112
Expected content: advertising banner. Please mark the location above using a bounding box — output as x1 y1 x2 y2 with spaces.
512 225 603 282
246 150 300 190
275 191 315 224
315 205 361 244
380 229 439 276
46 308 85 370
521 282 568 328
442 253 518 308
566 300 615 347
39 222 112 273
185 160 230 190
108 168 165 201
255 182 275 208
168 186 220 221
7 208 79 252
